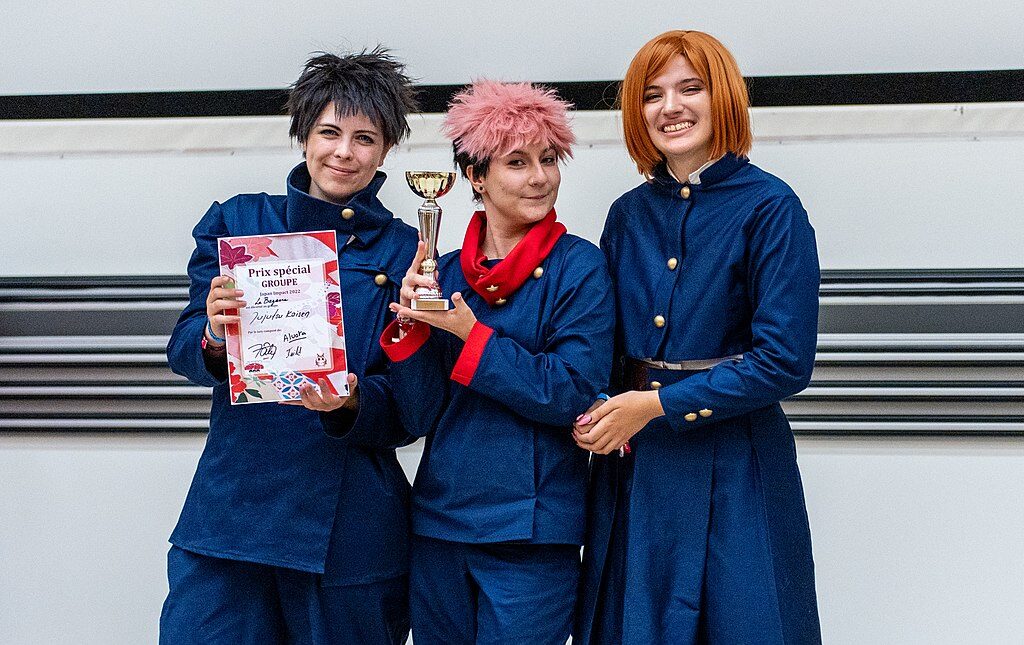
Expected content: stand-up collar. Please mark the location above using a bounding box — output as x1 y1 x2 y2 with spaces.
285 163 394 247
650 153 749 195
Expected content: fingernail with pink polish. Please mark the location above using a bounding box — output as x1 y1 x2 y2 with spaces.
579 414 592 425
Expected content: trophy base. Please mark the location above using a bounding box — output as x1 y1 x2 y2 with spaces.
411 298 450 311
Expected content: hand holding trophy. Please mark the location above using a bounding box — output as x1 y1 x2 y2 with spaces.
405 171 456 310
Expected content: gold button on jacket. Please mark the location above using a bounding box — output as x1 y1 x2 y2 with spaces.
341 207 355 220
680 186 691 199
650 381 662 390
684 412 698 422
373 273 388 286
699 409 713 418
667 257 678 270
533 267 544 279
494 298 508 306
653 315 666 328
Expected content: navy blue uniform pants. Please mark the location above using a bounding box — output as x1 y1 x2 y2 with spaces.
160 546 409 644
410 535 579 645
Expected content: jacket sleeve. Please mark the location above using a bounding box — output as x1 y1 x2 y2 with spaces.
319 370 416 449
450 245 615 428
379 320 455 438
657 196 820 431
166 202 229 387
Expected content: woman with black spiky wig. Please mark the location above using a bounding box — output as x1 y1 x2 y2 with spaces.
161 49 418 644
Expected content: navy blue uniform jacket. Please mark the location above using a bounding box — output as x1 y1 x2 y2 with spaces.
577 154 821 643
384 234 615 545
167 164 417 585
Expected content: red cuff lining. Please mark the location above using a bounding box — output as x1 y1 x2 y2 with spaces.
450 322 494 386
379 319 431 362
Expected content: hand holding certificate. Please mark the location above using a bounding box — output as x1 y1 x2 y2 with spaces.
216 230 348 404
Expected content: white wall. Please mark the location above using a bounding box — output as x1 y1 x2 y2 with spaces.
799 437 1024 644
2 0 1023 94
2 1 1023 275
2 434 1022 645
2 106 1024 275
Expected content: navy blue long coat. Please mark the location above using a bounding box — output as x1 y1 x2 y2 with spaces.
167 164 417 586
576 155 822 644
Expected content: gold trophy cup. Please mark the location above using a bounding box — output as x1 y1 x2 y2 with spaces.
406 171 457 310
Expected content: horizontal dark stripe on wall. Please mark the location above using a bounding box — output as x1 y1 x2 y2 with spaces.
2 70 1022 120
0 89 292 121
3 268 1024 294
746 70 1024 107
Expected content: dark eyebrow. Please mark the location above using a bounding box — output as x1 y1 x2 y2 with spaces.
313 122 381 136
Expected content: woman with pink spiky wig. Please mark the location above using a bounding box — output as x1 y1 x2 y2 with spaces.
380 80 615 644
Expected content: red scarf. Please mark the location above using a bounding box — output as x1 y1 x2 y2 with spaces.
459 209 566 305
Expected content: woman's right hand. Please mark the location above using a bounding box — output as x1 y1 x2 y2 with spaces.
206 275 245 340
400 241 439 308
573 390 663 455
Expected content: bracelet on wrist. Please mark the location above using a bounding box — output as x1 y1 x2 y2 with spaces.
206 320 226 344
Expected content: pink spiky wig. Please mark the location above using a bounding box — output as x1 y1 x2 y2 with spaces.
442 80 576 162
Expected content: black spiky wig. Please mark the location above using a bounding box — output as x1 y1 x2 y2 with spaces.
287 47 418 148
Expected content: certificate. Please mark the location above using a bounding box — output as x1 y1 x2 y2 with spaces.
217 230 348 404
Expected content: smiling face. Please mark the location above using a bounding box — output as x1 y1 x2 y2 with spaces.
470 141 561 229
303 103 390 204
642 55 713 179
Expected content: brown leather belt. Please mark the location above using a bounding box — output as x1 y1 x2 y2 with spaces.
623 354 742 391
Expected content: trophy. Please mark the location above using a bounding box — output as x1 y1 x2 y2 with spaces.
406 171 457 310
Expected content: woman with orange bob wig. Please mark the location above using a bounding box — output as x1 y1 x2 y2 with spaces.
574 31 822 643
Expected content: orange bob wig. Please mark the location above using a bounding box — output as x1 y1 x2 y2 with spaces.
620 30 752 177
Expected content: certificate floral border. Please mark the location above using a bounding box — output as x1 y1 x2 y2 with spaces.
217 230 348 405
